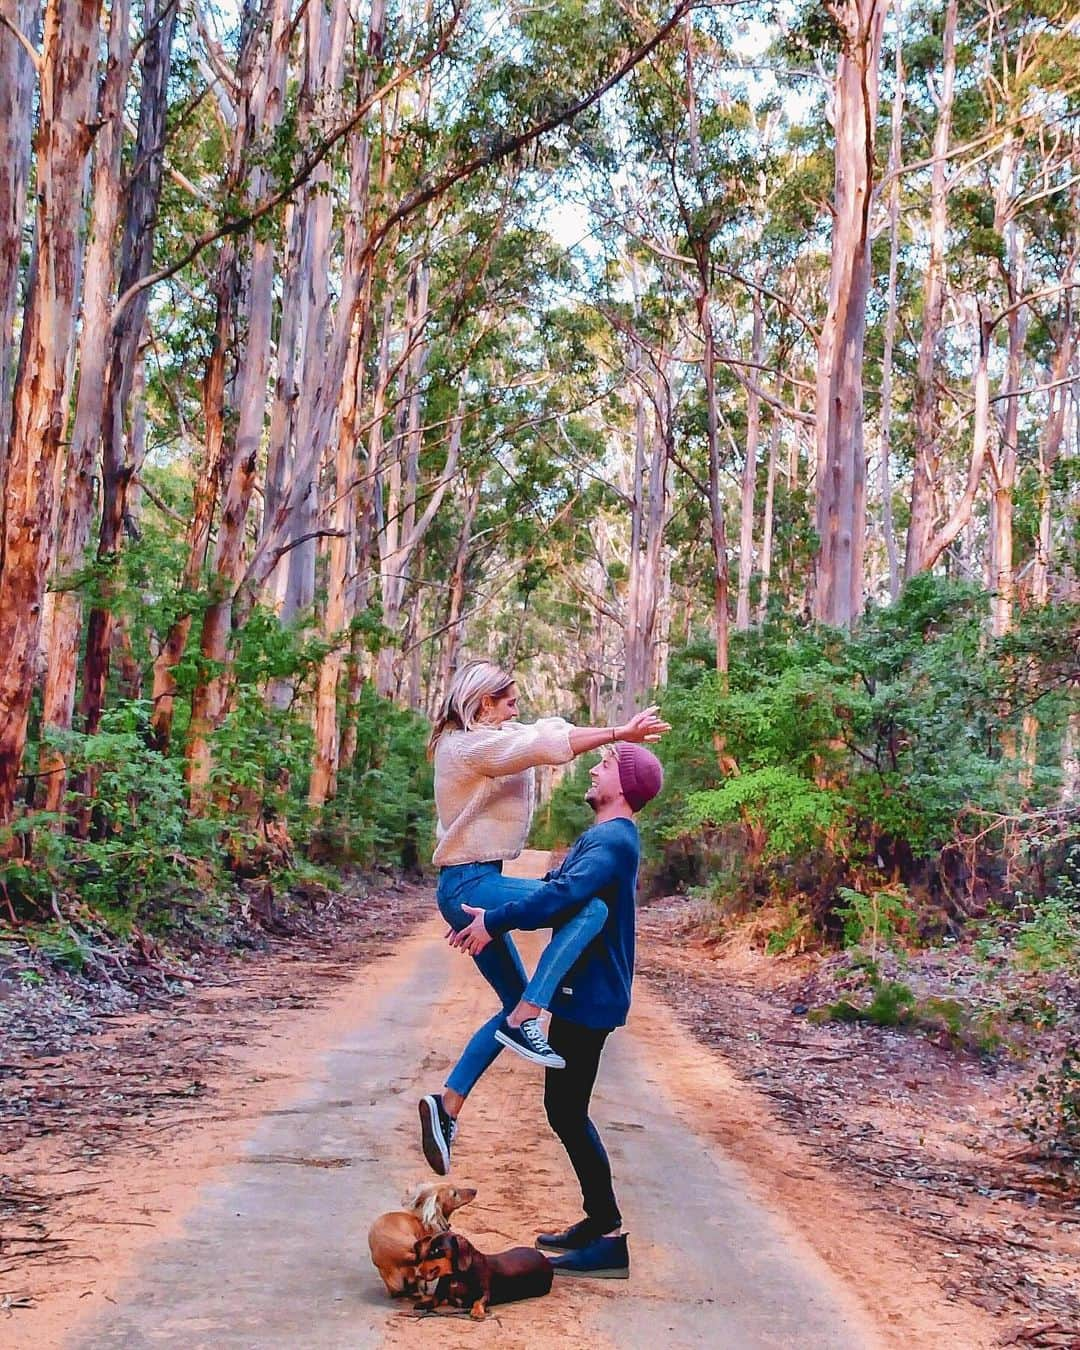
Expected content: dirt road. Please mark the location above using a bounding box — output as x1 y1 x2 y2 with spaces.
8 856 990 1349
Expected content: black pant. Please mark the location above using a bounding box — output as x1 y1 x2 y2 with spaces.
544 1016 620 1232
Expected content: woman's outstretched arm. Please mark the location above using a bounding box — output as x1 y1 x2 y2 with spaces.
567 705 669 756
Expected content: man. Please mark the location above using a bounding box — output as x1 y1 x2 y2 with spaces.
448 740 663 1280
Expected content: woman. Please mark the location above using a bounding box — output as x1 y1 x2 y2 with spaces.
419 659 668 1175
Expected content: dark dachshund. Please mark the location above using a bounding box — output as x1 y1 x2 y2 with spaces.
413 1232 553 1320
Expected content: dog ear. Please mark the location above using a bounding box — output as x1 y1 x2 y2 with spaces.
418 1188 440 1231
413 1238 427 1262
452 1235 472 1271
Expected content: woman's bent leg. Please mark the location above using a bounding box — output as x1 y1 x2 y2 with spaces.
437 869 543 1101
445 932 528 1098
521 898 607 1011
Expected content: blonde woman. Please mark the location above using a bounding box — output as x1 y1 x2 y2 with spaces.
419 659 668 1175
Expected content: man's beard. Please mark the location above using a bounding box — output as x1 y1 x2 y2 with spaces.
584 786 600 813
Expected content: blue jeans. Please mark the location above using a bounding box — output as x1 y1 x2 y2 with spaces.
436 861 607 1100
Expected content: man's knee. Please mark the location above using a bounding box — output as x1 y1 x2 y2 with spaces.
545 1090 585 1137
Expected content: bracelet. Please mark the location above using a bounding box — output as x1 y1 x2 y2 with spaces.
610 727 617 743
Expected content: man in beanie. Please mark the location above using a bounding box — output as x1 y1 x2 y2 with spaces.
449 740 664 1279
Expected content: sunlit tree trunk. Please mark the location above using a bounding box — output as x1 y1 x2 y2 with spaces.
812 0 885 628
756 418 781 621
435 477 481 710
735 291 762 629
624 348 670 712
622 339 647 712
905 0 958 578
698 288 729 676
82 0 179 745
151 3 262 754
186 0 291 792
920 300 992 575
0 0 39 465
0 0 101 824
987 140 1025 642
40 0 132 811
877 11 904 601
309 2 383 804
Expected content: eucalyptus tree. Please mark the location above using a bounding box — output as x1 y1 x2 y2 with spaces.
0 0 103 824
807 0 887 628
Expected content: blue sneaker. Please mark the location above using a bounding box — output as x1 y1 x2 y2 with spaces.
494 1017 566 1068
549 1233 629 1279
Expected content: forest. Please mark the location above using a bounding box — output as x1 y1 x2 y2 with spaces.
0 0 1078 1145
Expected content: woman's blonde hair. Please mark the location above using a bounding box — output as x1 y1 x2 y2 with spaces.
427 660 515 758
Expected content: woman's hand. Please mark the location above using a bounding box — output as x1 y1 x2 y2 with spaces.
447 904 492 956
616 705 670 744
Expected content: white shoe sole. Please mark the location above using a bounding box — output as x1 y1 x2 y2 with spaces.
494 1029 566 1068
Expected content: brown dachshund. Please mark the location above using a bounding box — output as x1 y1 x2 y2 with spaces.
367 1183 476 1297
413 1232 553 1320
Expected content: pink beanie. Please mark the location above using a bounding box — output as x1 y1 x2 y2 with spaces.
615 743 664 811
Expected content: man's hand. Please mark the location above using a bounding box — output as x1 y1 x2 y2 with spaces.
447 903 492 956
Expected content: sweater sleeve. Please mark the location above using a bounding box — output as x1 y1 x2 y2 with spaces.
484 834 622 935
451 718 575 778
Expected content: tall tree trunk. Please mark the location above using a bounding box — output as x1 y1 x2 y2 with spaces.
698 285 730 677
434 476 480 711
756 417 781 621
81 0 179 743
308 11 382 804
919 299 992 574
987 137 1025 641
186 0 291 792
238 0 391 615
150 0 273 755
40 0 133 811
877 10 904 601
904 0 958 578
622 337 648 714
812 0 885 628
0 0 39 465
735 291 763 629
264 0 349 615
0 0 102 824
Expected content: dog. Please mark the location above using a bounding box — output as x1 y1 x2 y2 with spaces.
413 1232 553 1320
367 1183 476 1297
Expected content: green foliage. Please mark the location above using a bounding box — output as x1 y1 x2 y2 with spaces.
530 757 593 851
835 884 915 957
765 905 812 956
812 961 1002 1054
39 703 204 926
647 576 1073 936
1013 882 1080 973
317 683 434 868
686 767 842 859
1020 1042 1080 1171
1019 1043 1080 1168
820 978 917 1028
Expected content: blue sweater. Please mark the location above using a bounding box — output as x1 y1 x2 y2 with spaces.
482 817 641 1030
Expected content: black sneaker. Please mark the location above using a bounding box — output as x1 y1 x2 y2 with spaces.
418 1093 457 1176
536 1218 606 1252
549 1233 629 1279
494 1017 566 1068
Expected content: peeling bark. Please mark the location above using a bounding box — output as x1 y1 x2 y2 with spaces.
40 0 133 812
0 0 102 824
812 0 885 628
0 0 39 466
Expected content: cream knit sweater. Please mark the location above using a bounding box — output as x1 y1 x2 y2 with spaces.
432 718 576 866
